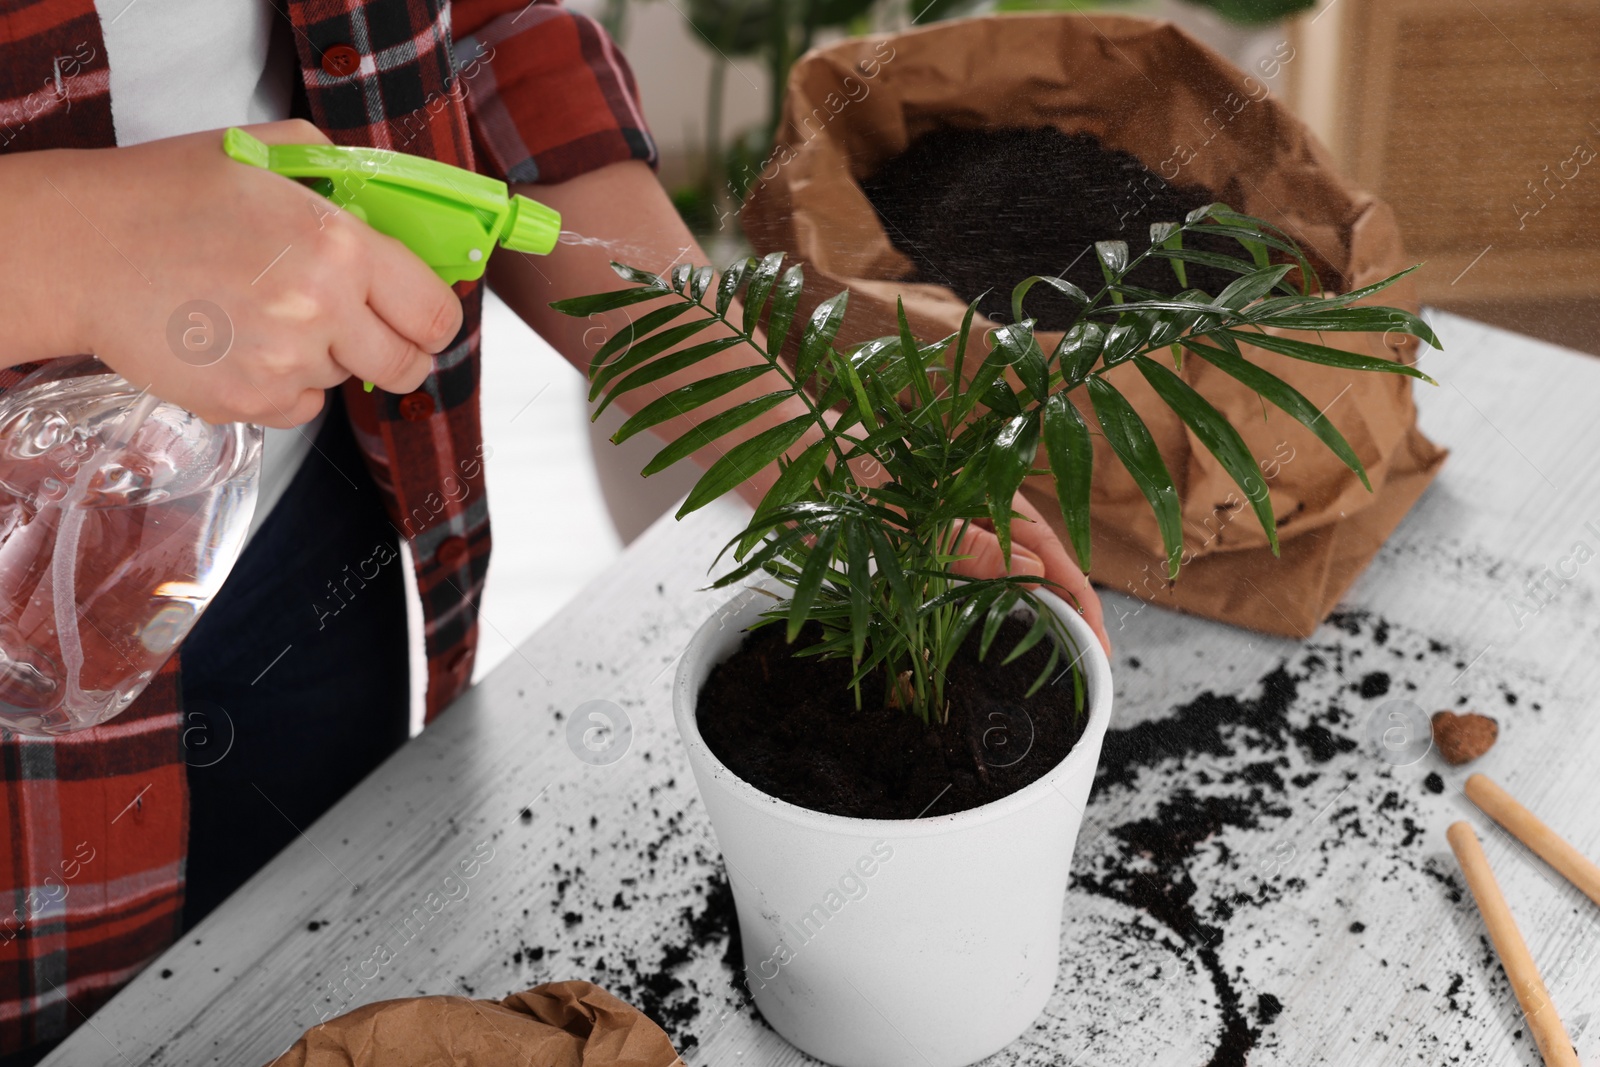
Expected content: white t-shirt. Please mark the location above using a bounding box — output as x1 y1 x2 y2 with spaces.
95 0 323 541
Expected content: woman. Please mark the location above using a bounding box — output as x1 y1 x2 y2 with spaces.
0 2 1107 1061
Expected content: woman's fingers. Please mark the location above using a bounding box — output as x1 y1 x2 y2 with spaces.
329 303 437 397
1006 494 1112 656
365 228 464 356
950 523 1045 585
950 496 1113 658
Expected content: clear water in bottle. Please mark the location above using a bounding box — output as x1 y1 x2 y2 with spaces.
0 356 260 735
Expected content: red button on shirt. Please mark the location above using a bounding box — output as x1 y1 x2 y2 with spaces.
321 44 361 77
436 536 469 570
398 392 435 421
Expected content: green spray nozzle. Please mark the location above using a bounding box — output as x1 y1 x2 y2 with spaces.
222 126 561 283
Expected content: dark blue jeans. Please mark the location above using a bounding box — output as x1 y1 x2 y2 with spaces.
180 392 410 929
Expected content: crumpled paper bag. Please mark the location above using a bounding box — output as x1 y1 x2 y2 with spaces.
741 13 1447 637
265 981 684 1067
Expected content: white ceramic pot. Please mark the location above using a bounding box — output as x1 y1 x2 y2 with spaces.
674 587 1113 1067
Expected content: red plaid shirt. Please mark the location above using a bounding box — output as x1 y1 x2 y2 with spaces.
0 0 655 1054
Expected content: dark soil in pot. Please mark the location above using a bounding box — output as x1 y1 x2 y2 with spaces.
696 616 1089 819
860 126 1242 331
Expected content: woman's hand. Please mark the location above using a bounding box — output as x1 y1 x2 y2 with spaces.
8 119 461 426
950 491 1111 656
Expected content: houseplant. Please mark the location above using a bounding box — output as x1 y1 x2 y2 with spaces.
553 203 1437 1065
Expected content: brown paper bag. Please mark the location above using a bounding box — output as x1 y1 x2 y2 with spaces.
265 981 684 1067
742 13 1447 638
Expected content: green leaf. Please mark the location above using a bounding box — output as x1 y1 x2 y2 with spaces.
765 265 807 355
742 438 831 556
1238 235 1270 270
1101 311 1157 366
864 523 915 620
988 321 1049 401
1095 241 1129 277
1022 623 1063 699
979 587 1021 659
1042 393 1093 567
612 262 668 288
550 285 671 317
1001 605 1053 666
670 263 692 293
612 365 771 444
1152 221 1187 290
786 523 840 642
939 583 1009 669
742 251 787 335
1096 241 1130 302
796 292 849 381
1134 355 1279 555
1146 247 1260 282
640 391 791 476
716 258 751 317
1183 339 1370 491
986 414 1039 561
843 521 872 667
818 336 900 412
689 265 715 303
1011 275 1089 325
1224 329 1435 383
1297 265 1421 310
1216 264 1294 309
1016 341 1050 404
1086 376 1183 578
1187 221 1305 262
679 415 813 519
1252 306 1440 349
897 300 936 409
949 301 978 392
834 344 878 432
589 318 718 399
1054 321 1107 386
596 336 746 415
588 303 692 383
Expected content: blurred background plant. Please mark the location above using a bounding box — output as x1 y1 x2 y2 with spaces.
582 0 1313 241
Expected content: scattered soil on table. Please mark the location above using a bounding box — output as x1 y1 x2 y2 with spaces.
696 616 1089 819
1075 609 1530 1066
860 127 1244 331
607 870 747 1049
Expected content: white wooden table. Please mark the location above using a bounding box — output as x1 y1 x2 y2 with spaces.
45 312 1600 1067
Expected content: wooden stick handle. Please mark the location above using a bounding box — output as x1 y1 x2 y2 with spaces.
1447 822 1578 1067
1465 773 1600 909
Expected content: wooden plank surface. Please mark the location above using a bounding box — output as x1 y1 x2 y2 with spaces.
45 311 1600 1067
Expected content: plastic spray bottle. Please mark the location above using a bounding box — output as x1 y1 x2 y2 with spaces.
0 127 560 735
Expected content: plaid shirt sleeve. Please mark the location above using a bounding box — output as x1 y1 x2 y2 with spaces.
448 0 658 185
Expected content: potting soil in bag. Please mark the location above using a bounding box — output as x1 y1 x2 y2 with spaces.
742 13 1448 638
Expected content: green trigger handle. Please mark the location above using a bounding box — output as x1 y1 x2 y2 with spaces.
221 126 562 392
